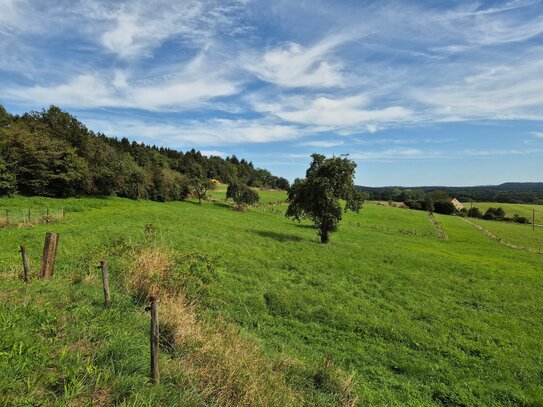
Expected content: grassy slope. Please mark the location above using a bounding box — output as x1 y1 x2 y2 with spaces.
1 196 542 406
469 218 543 252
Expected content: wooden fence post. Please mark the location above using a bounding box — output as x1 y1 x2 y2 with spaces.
28 209 31 223
62 208 65 219
20 245 30 283
40 232 60 279
100 260 111 307
149 295 160 384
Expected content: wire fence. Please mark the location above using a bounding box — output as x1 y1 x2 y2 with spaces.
0 208 65 228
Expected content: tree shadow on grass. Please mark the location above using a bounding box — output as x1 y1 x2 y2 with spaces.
251 229 303 242
293 223 314 229
183 200 203 206
212 202 230 209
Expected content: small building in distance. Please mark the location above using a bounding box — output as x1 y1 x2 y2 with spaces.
448 197 464 211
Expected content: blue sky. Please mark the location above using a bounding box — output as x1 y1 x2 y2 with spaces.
1 0 543 186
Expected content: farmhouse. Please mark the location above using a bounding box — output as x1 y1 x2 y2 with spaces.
448 197 464 211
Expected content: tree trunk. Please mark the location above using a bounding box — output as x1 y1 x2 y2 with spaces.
320 226 329 244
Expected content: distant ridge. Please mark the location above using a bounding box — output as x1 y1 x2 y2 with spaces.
358 183 543 204
359 182 543 191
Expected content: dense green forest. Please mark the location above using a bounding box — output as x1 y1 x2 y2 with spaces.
0 105 289 200
361 184 543 204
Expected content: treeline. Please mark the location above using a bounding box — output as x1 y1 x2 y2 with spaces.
0 105 289 200
466 206 531 224
361 184 543 205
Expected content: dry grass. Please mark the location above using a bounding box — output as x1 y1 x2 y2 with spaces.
124 247 301 407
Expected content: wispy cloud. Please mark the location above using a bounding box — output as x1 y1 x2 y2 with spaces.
298 140 344 148
95 0 247 58
255 94 412 128
82 117 303 147
245 35 349 88
5 54 240 110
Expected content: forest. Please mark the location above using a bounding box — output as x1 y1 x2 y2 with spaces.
0 105 289 201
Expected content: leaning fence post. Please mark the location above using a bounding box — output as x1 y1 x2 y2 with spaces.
100 260 111 307
149 295 160 384
40 232 60 279
20 245 30 282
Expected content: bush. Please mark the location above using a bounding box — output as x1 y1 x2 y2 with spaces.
483 207 505 221
226 182 259 210
513 214 530 224
433 201 456 215
468 207 483 218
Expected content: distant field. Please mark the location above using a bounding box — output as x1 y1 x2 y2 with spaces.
1 196 542 405
208 184 287 204
469 202 543 222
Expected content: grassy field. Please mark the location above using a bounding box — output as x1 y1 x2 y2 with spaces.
1 195 542 406
469 202 543 223
469 217 543 253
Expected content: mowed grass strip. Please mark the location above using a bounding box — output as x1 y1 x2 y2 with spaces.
0 196 542 406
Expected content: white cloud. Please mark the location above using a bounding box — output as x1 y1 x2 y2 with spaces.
411 56 543 120
256 94 412 128
5 54 240 110
245 35 348 88
92 0 249 58
82 117 303 146
348 148 438 161
298 140 344 148
532 131 543 138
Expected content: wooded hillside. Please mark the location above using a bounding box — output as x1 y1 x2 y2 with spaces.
0 105 289 200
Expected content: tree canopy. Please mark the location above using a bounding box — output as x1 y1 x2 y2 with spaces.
286 154 364 243
0 105 289 199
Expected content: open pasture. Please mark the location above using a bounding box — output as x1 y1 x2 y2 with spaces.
0 196 542 406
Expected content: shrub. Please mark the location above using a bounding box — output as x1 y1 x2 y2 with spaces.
483 207 505 221
226 182 259 210
433 201 456 215
468 207 483 218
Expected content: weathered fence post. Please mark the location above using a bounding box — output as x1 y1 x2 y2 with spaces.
28 208 31 223
62 208 65 219
46 208 49 223
40 232 60 279
20 245 30 282
100 260 111 307
149 295 160 384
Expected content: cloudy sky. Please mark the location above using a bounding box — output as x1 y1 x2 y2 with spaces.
1 0 543 186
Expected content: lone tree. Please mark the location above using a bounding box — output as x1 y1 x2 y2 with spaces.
189 164 215 204
226 182 259 210
286 154 364 243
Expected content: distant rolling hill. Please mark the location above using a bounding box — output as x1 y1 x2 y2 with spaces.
359 182 543 204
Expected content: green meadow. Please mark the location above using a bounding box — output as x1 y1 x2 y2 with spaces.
1 196 542 406
469 217 543 253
